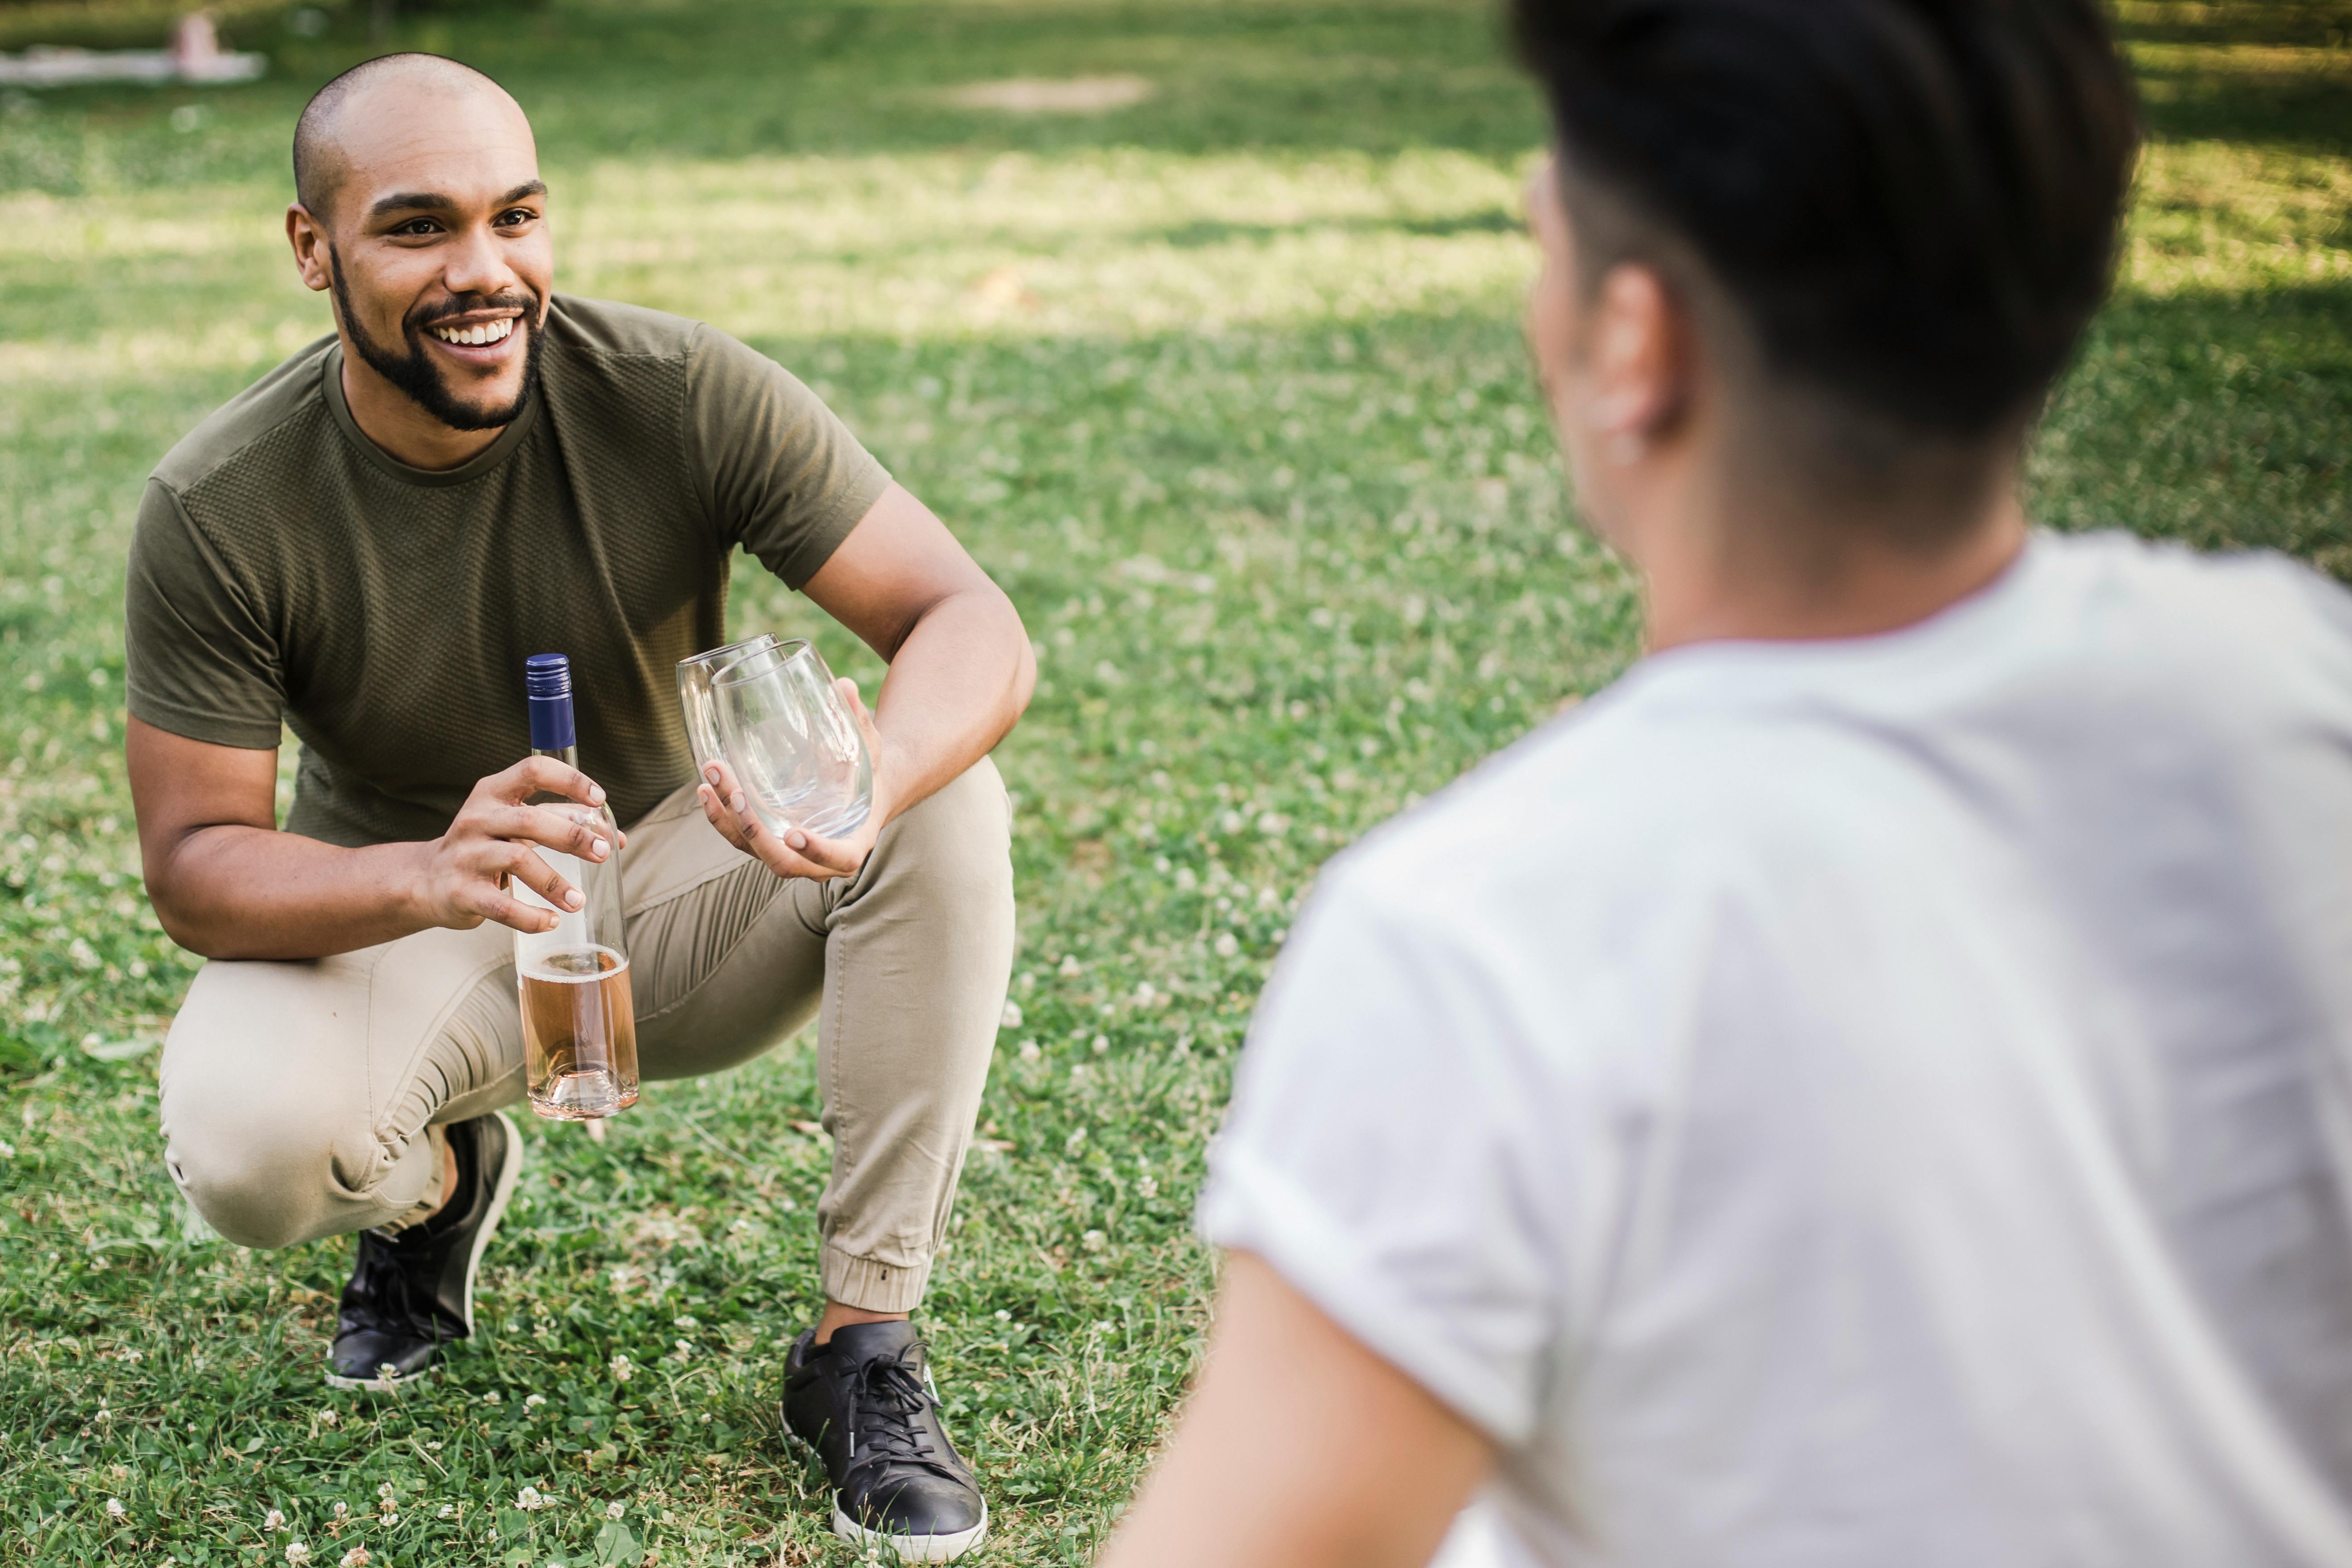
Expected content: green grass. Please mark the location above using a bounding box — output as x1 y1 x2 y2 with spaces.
2 1 2348 1563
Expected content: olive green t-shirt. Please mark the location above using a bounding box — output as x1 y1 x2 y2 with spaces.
125 295 890 847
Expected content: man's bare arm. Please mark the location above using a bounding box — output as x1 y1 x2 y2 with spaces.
1098 1252 1495 1568
697 481 1036 880
129 718 619 961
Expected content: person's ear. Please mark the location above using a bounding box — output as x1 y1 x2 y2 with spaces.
1582 263 1688 464
286 204 333 294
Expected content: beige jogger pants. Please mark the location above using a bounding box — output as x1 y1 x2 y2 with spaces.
158 758 1014 1314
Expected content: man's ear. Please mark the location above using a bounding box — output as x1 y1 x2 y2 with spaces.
286 204 333 294
1583 262 1690 455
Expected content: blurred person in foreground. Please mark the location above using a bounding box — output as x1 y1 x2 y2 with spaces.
1103 2 2352 1566
125 53 1024 1561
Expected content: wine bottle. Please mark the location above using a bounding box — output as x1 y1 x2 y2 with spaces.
514 653 639 1120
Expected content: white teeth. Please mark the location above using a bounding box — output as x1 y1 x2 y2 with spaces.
433 318 514 346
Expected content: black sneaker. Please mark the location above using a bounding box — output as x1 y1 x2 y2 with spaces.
326 1110 522 1391
783 1321 988 1561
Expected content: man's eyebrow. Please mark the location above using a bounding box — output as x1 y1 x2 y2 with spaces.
367 180 547 221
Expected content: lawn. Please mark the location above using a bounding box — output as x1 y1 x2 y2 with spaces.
1 0 2347 1563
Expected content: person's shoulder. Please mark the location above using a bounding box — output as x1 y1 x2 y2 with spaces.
149 334 339 501
544 294 709 362
2045 528 2352 685
1322 676 1742 939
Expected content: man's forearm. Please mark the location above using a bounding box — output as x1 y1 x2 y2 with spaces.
868 586 1036 824
151 825 433 961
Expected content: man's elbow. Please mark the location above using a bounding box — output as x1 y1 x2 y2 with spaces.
1008 634 1039 721
140 843 232 960
143 875 219 959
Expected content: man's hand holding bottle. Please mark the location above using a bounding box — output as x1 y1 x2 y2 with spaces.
412 756 627 934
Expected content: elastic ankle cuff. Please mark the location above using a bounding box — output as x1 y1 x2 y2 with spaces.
820 1244 932 1314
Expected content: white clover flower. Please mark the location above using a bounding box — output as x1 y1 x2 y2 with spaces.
436 1504 454 1519
605 1501 626 1520
331 1502 347 1519
999 999 1023 1029
673 1339 695 1357
672 1315 699 1330
105 1498 126 1518
377 1483 394 1501
524 1393 546 1409
994 1310 1011 1322
1018 1039 1041 1063
317 1409 339 1427
481 1392 501 1405
1137 1174 1159 1199
516 1486 547 1511
1213 932 1240 959
1082 1229 1108 1252
285 1546 312 1567
609 1355 633 1383
338 1549 371 1568
265 1509 288 1532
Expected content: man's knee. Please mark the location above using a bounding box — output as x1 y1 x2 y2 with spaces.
163 1085 340 1250
870 755 1014 908
158 961 396 1250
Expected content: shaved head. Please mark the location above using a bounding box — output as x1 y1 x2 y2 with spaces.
293 52 518 222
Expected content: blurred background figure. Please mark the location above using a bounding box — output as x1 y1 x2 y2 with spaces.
1101 2 2352 1567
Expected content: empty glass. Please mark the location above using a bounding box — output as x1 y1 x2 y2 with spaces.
677 633 779 777
709 639 874 840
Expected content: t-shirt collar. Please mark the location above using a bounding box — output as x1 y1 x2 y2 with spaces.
320 339 542 488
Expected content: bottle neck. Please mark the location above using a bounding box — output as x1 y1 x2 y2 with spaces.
531 744 580 768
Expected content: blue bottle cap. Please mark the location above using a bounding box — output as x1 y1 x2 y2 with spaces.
525 652 576 751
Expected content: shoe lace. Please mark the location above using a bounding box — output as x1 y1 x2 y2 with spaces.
841 1341 963 1488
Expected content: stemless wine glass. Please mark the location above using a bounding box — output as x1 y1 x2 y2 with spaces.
710 639 874 840
677 633 780 776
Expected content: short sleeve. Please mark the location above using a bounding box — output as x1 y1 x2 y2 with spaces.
123 479 285 749
1197 869 1578 1446
685 326 893 591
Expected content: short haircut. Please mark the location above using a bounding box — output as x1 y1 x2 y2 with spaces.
1512 0 2139 445
293 52 510 221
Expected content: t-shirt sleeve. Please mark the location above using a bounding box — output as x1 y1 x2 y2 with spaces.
123 478 285 750
1196 870 1578 1446
685 326 893 591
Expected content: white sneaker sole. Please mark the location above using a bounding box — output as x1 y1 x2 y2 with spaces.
324 1109 525 1392
829 1502 988 1563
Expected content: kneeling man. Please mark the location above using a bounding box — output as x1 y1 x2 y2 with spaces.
126 53 1027 1563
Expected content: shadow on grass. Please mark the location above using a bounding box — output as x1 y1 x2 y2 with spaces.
2035 277 2352 574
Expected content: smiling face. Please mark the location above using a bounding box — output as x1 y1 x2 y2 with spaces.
289 72 552 435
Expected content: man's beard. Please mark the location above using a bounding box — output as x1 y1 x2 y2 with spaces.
328 245 546 434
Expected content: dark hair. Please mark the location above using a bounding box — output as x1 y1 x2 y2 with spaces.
1512 0 2139 441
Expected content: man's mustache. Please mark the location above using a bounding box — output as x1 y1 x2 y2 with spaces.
406 292 541 335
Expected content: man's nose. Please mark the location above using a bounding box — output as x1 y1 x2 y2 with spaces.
441 220 518 301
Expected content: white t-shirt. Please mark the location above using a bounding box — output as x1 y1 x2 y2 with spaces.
1199 532 2352 1568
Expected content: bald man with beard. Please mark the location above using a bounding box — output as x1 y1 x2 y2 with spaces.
125 54 1025 1561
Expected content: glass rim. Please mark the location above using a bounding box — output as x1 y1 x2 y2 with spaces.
675 631 780 674
709 637 819 688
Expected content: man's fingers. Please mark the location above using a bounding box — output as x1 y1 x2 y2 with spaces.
462 883 561 934
498 843 584 912
734 808 846 881
476 803 613 860
698 783 755 853
784 827 864 876
496 754 608 808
